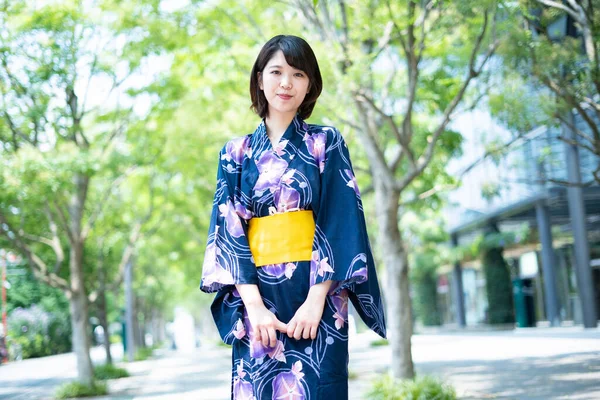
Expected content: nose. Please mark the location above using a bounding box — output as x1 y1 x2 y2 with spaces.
280 75 292 89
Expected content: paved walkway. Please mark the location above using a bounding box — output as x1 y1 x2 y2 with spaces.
0 327 598 399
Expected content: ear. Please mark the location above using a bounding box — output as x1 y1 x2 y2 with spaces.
258 72 263 90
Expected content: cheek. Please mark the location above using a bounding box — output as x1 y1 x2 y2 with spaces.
263 75 279 90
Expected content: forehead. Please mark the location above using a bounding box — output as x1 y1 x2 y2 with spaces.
265 50 300 69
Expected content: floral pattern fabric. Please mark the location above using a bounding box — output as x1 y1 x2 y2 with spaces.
200 115 386 399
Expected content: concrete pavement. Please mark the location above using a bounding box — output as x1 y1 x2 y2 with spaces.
0 327 598 399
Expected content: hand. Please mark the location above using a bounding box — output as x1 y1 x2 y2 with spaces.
286 295 326 340
245 303 288 348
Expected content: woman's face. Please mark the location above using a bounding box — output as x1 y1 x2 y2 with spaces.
259 50 310 118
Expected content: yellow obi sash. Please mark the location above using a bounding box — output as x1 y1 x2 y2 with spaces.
248 210 315 267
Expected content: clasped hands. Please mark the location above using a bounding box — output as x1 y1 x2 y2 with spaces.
240 280 333 348
246 297 323 348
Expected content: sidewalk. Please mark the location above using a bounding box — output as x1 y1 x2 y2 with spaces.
1 327 599 399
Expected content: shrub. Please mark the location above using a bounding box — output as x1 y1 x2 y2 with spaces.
94 363 130 380
54 381 108 399
134 346 153 361
367 375 457 400
8 305 71 359
370 338 389 347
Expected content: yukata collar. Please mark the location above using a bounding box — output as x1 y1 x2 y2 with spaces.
251 114 309 159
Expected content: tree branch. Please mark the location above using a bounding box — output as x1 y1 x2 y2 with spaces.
0 211 69 292
81 166 137 241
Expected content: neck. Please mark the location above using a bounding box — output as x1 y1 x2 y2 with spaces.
264 110 296 144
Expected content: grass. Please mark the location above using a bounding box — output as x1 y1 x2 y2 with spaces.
134 346 154 361
93 363 130 380
54 381 108 399
370 338 390 347
216 340 232 348
366 375 457 400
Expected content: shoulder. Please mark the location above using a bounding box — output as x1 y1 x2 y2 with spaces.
219 134 252 164
305 123 345 146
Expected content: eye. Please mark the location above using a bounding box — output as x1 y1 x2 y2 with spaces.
271 70 280 75
295 72 305 78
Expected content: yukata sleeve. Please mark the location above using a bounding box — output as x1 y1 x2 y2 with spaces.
199 142 257 344
311 128 387 338
200 143 257 293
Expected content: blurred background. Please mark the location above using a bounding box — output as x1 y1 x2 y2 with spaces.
0 0 599 399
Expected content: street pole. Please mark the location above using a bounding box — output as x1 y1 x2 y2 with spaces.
125 258 135 362
1 250 8 363
563 110 598 328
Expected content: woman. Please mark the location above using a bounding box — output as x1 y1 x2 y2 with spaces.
200 35 386 400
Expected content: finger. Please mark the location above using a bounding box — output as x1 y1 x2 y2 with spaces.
310 325 318 340
287 320 297 338
260 327 270 348
293 322 304 340
268 327 277 348
275 319 288 333
302 325 311 340
253 328 260 341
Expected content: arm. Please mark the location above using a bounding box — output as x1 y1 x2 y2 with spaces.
236 283 287 347
286 280 333 340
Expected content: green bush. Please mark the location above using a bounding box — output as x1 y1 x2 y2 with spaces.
482 245 515 324
8 305 71 359
411 254 442 326
7 270 72 358
94 363 130 380
370 338 389 347
109 334 122 344
134 346 153 361
54 381 108 399
366 375 457 400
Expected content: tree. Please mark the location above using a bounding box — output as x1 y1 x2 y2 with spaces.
494 0 600 183
0 0 176 384
286 0 501 379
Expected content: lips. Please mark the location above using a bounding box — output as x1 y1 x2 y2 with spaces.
277 94 292 100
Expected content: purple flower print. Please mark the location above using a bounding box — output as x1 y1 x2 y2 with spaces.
243 312 286 362
344 169 360 197
274 185 300 212
271 361 307 400
331 290 349 330
219 199 245 238
310 251 333 286
233 318 246 339
202 242 235 287
262 263 286 278
254 152 289 194
267 339 286 363
222 136 251 165
280 169 296 185
284 263 297 279
235 201 253 220
273 139 289 156
351 266 368 283
233 361 256 400
262 263 297 280
303 132 326 173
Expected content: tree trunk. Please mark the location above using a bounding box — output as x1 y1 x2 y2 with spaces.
97 287 112 364
69 246 94 384
133 297 144 348
375 183 415 379
69 174 94 384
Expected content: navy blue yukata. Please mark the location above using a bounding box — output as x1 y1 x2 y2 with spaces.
200 115 386 400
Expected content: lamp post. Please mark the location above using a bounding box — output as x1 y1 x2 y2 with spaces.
1 250 8 364
547 13 598 328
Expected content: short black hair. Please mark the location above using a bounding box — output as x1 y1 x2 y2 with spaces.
250 35 322 120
